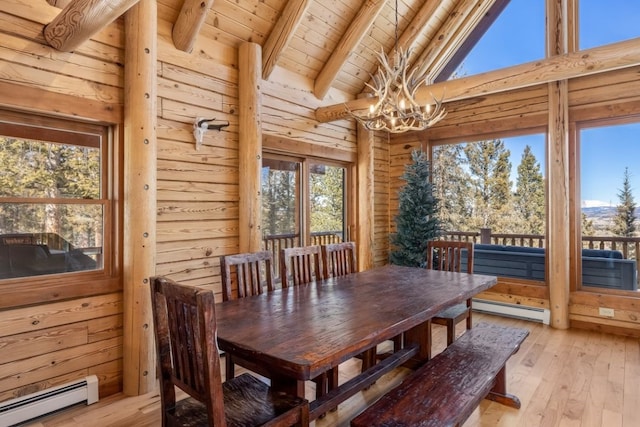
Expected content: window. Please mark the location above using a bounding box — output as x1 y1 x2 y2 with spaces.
0 109 119 307
432 133 547 283
441 0 545 81
578 121 640 293
261 153 351 279
579 0 640 50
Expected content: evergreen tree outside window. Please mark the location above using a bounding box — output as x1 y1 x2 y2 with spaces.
514 146 545 234
432 134 545 237
611 167 637 237
431 133 546 282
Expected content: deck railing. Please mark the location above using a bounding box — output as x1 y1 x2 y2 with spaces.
262 231 343 280
442 228 640 287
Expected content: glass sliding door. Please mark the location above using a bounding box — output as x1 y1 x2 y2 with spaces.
261 156 302 253
309 163 346 245
261 154 350 281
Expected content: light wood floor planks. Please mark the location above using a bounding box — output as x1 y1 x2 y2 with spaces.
23 313 640 427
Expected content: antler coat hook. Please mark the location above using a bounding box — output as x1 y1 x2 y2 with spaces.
193 117 230 150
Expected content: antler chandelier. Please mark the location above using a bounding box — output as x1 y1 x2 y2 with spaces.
348 0 446 133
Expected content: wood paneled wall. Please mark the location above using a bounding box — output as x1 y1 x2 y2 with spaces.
0 1 125 401
0 294 123 401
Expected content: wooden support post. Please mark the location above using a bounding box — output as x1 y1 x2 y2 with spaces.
44 0 140 52
547 0 570 329
123 0 157 395
238 42 263 253
357 123 375 271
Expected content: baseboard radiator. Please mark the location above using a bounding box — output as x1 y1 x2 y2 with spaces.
0 375 98 426
473 299 550 325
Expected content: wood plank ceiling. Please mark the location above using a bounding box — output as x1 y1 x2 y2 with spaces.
44 0 504 101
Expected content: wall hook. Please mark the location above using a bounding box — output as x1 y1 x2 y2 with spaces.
193 117 230 150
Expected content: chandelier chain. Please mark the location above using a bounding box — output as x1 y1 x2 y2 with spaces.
345 0 446 133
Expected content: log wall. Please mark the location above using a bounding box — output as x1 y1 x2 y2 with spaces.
152 13 388 298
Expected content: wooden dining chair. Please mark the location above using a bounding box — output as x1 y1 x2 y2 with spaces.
426 240 475 346
321 241 357 278
219 250 275 380
220 250 274 302
149 276 309 427
280 245 323 287
280 245 337 402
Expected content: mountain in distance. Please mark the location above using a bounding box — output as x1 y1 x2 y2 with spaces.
582 201 640 233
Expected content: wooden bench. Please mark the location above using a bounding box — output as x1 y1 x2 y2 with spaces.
351 322 529 427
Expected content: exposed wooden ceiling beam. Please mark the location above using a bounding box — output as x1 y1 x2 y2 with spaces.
44 0 140 52
314 0 387 100
46 0 72 7
315 37 640 123
172 0 215 53
262 0 313 80
396 0 443 53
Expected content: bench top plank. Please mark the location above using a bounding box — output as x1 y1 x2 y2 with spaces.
351 322 529 427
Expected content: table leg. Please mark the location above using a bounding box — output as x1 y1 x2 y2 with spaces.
403 319 431 367
269 374 305 399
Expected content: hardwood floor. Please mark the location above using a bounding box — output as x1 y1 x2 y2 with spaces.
23 313 640 427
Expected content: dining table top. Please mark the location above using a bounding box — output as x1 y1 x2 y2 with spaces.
214 264 498 381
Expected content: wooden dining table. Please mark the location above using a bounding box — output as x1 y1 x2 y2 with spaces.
214 264 498 420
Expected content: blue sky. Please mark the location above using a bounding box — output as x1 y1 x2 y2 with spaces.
451 0 640 206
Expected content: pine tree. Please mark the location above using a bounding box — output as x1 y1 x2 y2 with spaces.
611 167 637 237
514 145 545 234
389 150 440 267
582 212 595 236
310 165 344 234
463 139 513 231
432 144 473 232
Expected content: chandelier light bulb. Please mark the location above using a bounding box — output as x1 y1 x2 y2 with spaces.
343 0 446 133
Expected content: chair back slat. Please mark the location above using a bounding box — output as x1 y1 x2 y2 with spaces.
150 277 226 425
322 242 357 278
220 251 274 301
280 246 322 287
426 240 474 274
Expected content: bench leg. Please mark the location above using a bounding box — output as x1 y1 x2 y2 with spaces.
486 365 521 409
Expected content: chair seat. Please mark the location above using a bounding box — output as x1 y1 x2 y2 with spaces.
433 302 469 323
170 373 307 427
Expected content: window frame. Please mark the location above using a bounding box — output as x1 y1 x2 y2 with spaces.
0 109 122 309
261 151 354 246
429 126 549 288
262 135 356 247
572 115 640 295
